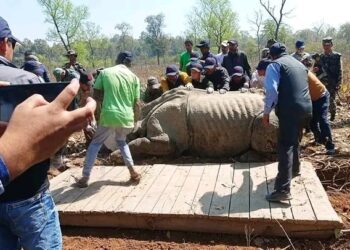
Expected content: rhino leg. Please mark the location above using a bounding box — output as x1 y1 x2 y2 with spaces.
110 134 175 162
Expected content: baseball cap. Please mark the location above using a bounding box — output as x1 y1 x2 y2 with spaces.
0 16 22 44
196 40 210 48
221 40 228 47
190 62 203 72
231 66 243 77
256 59 272 71
65 49 77 57
203 57 217 69
166 64 179 76
322 36 333 45
269 42 287 56
147 76 161 89
295 40 305 49
79 71 94 86
228 39 238 45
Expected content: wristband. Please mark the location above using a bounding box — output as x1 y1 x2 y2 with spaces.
0 155 10 187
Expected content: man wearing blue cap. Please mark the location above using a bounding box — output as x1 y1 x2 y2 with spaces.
160 64 193 92
202 57 230 94
291 40 310 62
263 42 312 202
196 40 216 63
0 16 61 249
76 51 141 187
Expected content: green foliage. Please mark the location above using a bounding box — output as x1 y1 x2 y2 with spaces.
142 13 167 65
37 0 89 50
187 0 239 53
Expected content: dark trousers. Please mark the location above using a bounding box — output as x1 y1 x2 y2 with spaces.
274 113 310 192
310 91 334 150
325 85 337 119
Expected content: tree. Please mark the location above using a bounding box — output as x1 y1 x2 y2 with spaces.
187 0 238 53
115 22 133 51
142 13 167 65
249 10 264 60
37 0 89 51
259 0 293 40
82 22 102 68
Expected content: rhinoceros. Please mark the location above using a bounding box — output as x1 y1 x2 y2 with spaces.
111 88 279 159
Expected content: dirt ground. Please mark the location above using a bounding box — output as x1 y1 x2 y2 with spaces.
56 103 350 250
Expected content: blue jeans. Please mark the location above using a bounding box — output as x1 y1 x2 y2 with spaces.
0 190 62 250
310 91 335 150
82 126 134 177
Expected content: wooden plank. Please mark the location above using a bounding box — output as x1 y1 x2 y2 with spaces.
301 162 342 224
116 164 165 212
49 167 80 190
152 165 192 214
249 162 271 220
64 166 125 212
191 164 220 216
134 165 178 213
229 162 250 218
265 162 294 221
209 163 234 217
55 166 113 211
86 165 149 212
290 162 317 222
171 164 205 215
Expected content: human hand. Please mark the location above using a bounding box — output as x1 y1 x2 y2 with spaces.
206 87 214 94
0 79 96 181
185 83 193 90
262 113 270 126
243 82 249 88
219 89 227 94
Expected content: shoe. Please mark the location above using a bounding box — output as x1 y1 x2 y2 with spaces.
326 148 335 155
266 190 292 202
76 176 89 188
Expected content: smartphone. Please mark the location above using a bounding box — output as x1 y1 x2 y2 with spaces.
0 82 77 122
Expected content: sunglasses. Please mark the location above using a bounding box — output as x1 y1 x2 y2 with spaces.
7 37 16 49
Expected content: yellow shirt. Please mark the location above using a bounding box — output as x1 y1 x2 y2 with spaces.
308 71 326 101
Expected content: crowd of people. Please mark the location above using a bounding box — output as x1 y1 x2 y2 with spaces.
0 14 344 248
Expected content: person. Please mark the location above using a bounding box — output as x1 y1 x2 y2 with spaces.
143 76 162 103
179 39 198 72
291 40 310 62
189 62 206 89
63 49 86 72
160 64 193 92
222 39 251 78
185 52 200 75
53 67 80 82
195 40 215 63
250 59 271 89
78 71 96 147
76 51 141 188
229 66 250 91
22 60 45 82
263 42 312 202
318 37 342 121
22 51 51 82
202 57 230 94
261 48 270 59
215 40 229 65
301 55 335 155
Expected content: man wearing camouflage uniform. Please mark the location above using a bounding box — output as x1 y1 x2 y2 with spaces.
317 37 342 121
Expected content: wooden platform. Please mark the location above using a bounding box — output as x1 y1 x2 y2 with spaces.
50 162 343 238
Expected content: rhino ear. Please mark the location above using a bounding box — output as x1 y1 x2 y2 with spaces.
251 112 278 154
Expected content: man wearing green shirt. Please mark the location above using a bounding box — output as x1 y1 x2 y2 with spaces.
179 39 198 72
76 51 141 187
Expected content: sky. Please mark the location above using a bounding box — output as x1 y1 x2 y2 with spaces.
1 0 349 41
